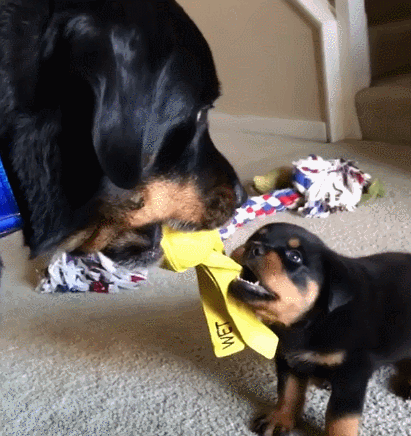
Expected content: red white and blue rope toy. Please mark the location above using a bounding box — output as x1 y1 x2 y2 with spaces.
37 155 371 294
292 155 370 218
218 188 300 240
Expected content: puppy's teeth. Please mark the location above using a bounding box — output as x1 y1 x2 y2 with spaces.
238 277 257 286
256 281 259 286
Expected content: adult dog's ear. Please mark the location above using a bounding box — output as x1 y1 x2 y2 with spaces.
0 4 104 256
324 252 354 312
0 0 51 127
92 134 145 190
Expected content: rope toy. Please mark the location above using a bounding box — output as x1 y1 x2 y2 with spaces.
292 155 371 218
219 188 300 240
38 252 148 294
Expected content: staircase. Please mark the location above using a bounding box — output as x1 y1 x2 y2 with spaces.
355 1 411 144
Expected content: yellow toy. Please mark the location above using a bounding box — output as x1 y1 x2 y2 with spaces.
160 226 279 359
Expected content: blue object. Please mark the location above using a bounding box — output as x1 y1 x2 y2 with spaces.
293 168 313 190
0 156 23 236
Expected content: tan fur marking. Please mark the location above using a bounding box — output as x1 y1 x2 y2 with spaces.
286 351 346 367
61 228 96 253
125 180 205 228
78 223 119 252
304 351 345 366
70 179 206 253
105 230 151 250
230 245 245 264
254 252 319 326
279 374 307 416
326 415 361 436
261 374 307 436
288 237 300 248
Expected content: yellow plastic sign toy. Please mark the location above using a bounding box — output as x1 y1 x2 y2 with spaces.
160 226 279 359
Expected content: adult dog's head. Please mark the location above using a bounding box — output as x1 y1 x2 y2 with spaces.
0 0 246 266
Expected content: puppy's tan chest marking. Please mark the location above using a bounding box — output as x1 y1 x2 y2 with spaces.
254 252 319 326
326 415 361 436
285 350 346 368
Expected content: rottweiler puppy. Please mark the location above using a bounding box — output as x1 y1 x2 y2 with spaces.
229 222 411 436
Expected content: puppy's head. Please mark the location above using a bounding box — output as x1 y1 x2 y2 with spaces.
229 223 328 327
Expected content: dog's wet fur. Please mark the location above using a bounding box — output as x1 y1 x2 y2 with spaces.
0 0 246 268
230 223 411 436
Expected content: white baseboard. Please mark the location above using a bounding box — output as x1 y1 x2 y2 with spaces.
210 111 327 142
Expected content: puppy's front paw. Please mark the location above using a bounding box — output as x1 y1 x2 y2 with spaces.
390 374 411 400
252 410 297 436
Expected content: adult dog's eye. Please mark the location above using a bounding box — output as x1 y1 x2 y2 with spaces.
285 249 303 264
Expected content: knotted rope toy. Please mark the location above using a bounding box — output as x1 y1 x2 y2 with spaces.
219 188 300 240
292 155 372 218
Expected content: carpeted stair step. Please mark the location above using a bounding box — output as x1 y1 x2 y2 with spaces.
368 19 411 79
365 0 411 27
355 74 411 144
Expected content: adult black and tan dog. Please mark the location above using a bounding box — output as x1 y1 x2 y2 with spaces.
0 0 245 267
230 223 411 436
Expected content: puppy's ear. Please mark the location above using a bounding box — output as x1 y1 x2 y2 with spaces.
328 287 353 312
324 252 354 312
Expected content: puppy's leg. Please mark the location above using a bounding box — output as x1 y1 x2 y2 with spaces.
391 359 411 399
325 357 371 436
326 416 361 436
254 356 308 436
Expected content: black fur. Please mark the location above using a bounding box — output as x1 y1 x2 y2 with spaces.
0 0 246 261
230 223 411 435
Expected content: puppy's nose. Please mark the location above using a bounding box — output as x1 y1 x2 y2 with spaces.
234 181 248 208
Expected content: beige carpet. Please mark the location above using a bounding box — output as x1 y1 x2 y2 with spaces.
1 125 411 435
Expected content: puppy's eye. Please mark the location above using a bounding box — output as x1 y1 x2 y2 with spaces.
285 249 303 264
196 108 208 123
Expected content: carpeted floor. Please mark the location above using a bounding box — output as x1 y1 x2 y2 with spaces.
1 124 411 435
